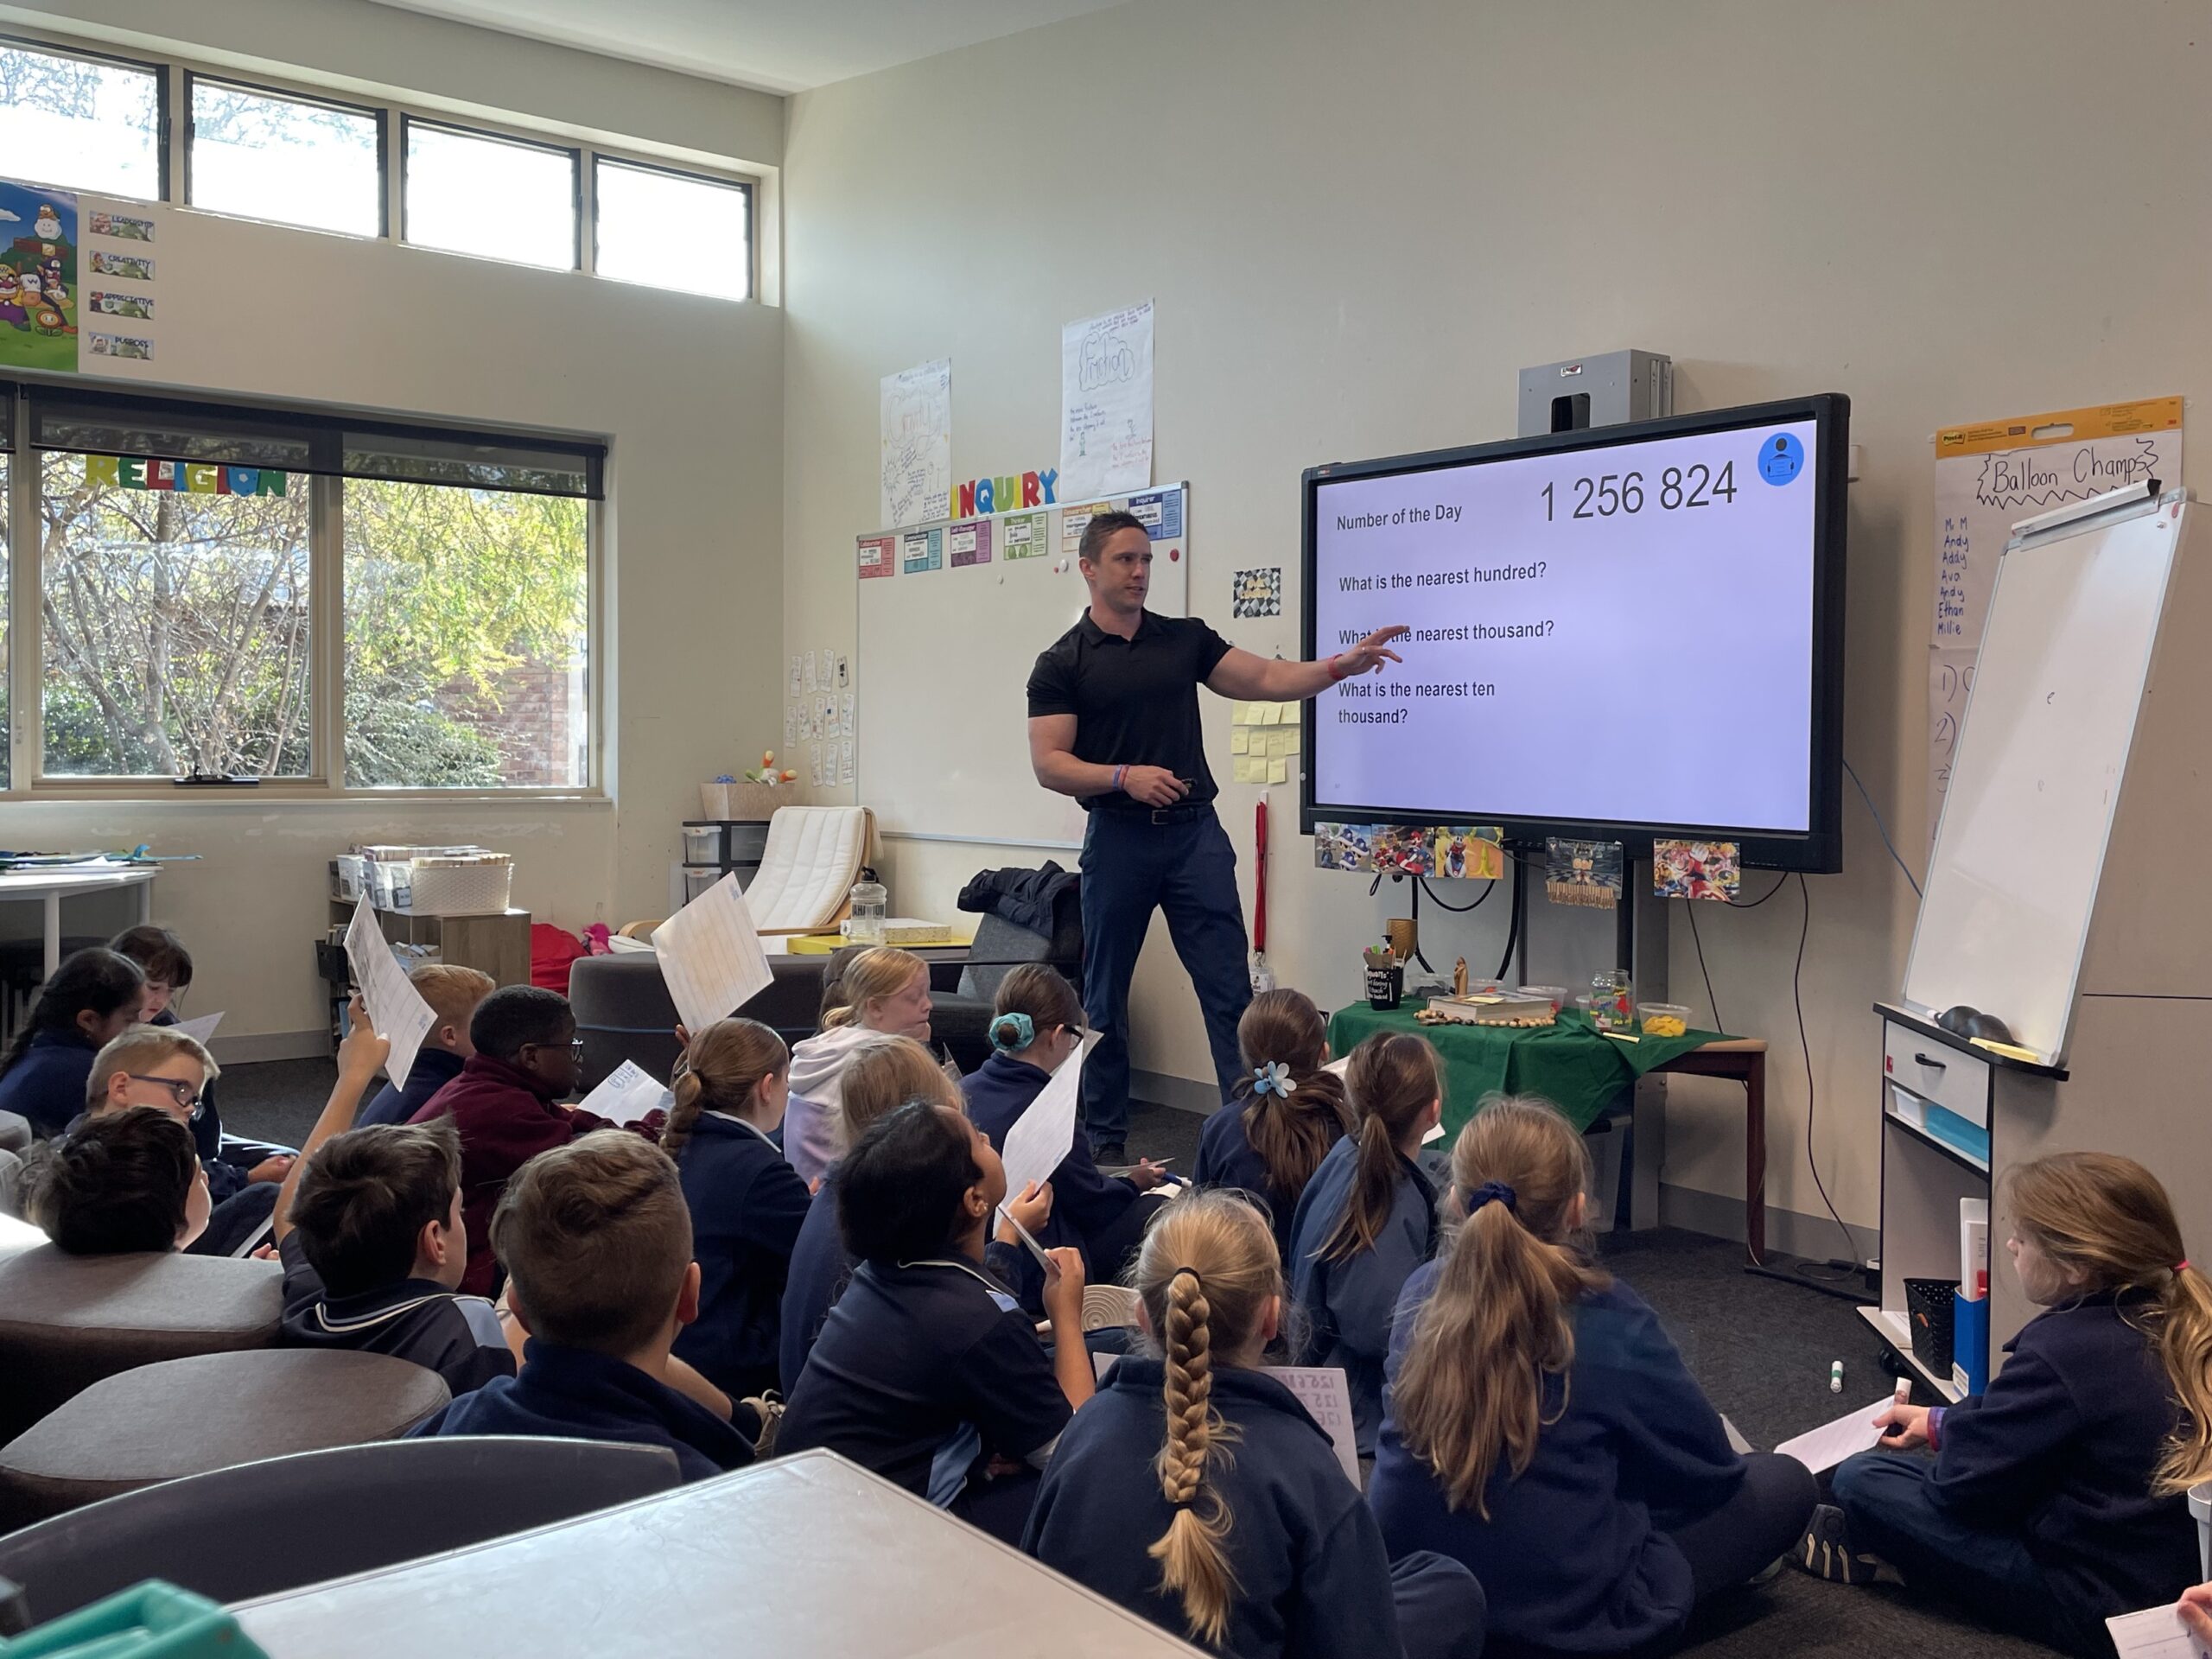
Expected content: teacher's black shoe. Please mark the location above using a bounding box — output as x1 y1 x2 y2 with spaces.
1092 1141 1127 1167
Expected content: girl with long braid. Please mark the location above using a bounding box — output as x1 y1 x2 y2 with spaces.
1024 1189 1485 1659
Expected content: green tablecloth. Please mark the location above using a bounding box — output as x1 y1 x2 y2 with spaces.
1326 1002 1736 1138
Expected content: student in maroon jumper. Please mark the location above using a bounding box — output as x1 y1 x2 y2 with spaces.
408 985 622 1295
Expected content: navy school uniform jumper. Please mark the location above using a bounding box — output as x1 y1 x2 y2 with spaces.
963 1050 1150 1310
0 1029 100 1140
670 1110 812 1398
276 1231 515 1398
1195 1092 1347 1267
357 1045 465 1129
1026 1357 1486 1659
1833 1287 2199 1657
1287 1135 1440 1456
778 1166 1028 1390
779 1252 1070 1543
412 1338 756 1483
1370 1262 1756 1656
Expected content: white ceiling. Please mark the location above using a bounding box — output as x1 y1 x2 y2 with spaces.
363 0 1132 93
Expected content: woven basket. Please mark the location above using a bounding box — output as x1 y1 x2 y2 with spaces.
699 780 788 821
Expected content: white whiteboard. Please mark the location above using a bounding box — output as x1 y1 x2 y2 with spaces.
1904 492 2185 1062
857 486 1190 847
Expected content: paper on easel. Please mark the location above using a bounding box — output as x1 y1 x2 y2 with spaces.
996 1033 1099 1224
576 1059 673 1128
344 896 436 1089
652 872 774 1036
1268 1364 1362 1486
173 1011 223 1046
2106 1605 2209 1658
1773 1396 1898 1473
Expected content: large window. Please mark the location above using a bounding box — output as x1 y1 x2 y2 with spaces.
5 385 601 792
344 481 588 788
188 77 383 238
0 40 162 199
594 158 751 302
404 119 576 271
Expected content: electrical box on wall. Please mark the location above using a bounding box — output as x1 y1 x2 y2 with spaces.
1516 350 1674 437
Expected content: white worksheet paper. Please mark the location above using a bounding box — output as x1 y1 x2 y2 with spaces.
1059 301 1154 499
576 1059 674 1128
2107 1605 2209 1658
1268 1365 1362 1486
344 896 436 1089
652 872 774 1037
996 1033 1100 1223
1774 1396 1897 1473
173 1011 224 1045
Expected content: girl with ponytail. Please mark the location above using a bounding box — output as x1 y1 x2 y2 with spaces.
1370 1096 1815 1656
0 947 147 1138
1195 989 1354 1261
963 964 1166 1311
665 1017 810 1399
1024 1189 1485 1659
1284 1031 1443 1455
1821 1152 2207 1656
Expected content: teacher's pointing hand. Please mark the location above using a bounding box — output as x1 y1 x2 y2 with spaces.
1334 625 1411 678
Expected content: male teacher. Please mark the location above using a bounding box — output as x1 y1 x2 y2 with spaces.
1027 510 1408 1163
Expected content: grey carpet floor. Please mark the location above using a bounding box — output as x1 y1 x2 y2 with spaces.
223 1070 2056 1658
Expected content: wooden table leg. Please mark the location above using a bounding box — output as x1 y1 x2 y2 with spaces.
1745 1052 1767 1266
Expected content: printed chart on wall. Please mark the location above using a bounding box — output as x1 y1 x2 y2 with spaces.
1928 397 2182 845
1059 300 1153 500
0 181 165 375
880 359 951 529
78 194 163 373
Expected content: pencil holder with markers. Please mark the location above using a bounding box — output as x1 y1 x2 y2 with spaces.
1365 964 1403 1010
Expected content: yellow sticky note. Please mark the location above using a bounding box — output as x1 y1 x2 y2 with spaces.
1268 729 1293 758
1233 755 1263 785
1268 757 1290 785
1230 702 1253 725
1230 729 1249 754
1280 726 1301 754
1259 702 1282 726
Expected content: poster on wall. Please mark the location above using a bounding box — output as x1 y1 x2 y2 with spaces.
1059 300 1153 499
0 181 79 373
880 358 951 529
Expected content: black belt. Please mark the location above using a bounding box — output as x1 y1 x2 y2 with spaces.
1094 801 1215 826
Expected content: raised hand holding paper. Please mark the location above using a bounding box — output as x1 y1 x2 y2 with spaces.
344 896 436 1089
653 872 774 1037
576 1059 674 1128
997 1033 1098 1225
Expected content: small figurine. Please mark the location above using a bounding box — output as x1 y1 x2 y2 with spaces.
1453 957 1469 997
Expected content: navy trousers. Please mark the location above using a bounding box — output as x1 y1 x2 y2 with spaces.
1077 805 1251 1149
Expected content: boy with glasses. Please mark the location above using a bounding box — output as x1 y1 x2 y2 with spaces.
86 1026 280 1257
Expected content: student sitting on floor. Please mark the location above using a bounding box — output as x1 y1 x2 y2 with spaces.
411 1132 758 1481
267 1000 513 1398
780 1035 1044 1388
1287 1030 1443 1456
1026 1188 1485 1659
22 1105 211 1255
1370 1096 1815 1657
1194 988 1354 1263
408 985 626 1295
359 965 495 1128
779 1098 1089 1542
1811 1152 2206 1657
963 964 1166 1312
0 948 146 1139
782 947 941 1185
664 1017 810 1401
86 1025 276 1257
111 925 293 1196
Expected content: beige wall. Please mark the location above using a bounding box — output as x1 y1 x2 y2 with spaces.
4 1 785 1051
781 0 2212 1233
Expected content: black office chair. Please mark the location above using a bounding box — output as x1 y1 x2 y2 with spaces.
0 1435 684 1624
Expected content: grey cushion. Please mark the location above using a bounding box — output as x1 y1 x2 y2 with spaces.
0 1110 30 1156
570 953 830 1091
0 1245 283 1440
0 1350 450 1529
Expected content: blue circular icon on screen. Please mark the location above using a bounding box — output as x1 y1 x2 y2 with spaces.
1758 432 1805 486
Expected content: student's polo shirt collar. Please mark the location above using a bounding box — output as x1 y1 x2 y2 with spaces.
701 1110 777 1145
1076 609 1161 647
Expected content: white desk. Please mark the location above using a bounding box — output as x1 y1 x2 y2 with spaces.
233 1450 1201 1658
0 867 157 978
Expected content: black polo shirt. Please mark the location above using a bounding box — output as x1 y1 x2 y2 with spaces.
1027 610 1232 811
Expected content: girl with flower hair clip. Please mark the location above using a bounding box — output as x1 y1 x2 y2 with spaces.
1195 988 1354 1262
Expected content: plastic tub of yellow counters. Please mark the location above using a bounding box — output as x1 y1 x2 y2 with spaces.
1640 1003 1692 1039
